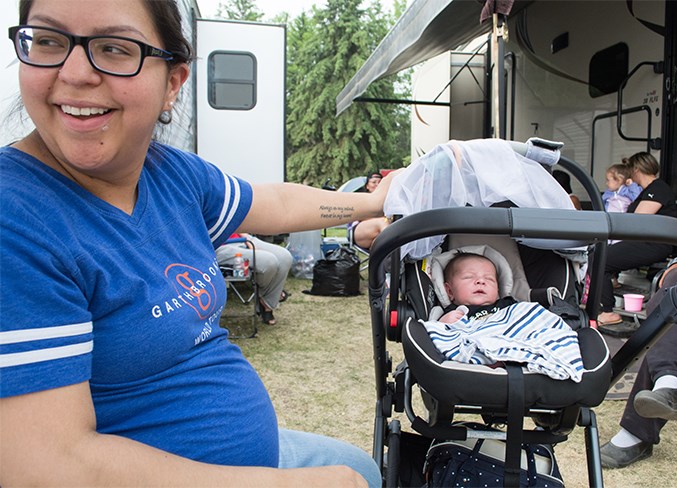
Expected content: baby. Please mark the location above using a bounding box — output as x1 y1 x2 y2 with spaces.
425 252 583 382
438 253 515 324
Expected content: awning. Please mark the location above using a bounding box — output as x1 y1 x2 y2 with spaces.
336 0 529 115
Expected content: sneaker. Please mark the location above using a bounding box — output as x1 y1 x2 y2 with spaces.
634 388 677 420
600 440 653 468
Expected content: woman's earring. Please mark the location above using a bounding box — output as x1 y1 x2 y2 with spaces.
158 110 173 124
158 101 175 124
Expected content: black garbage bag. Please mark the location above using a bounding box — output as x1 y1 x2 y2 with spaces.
304 247 361 296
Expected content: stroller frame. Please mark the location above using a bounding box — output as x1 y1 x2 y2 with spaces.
367 149 677 487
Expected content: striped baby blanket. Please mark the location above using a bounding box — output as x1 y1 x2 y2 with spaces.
423 302 584 382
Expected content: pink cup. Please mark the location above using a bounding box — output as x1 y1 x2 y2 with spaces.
623 293 644 312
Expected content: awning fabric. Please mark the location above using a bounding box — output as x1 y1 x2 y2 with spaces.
336 0 528 115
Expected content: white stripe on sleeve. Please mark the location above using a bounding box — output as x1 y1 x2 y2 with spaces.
0 341 93 368
0 322 93 344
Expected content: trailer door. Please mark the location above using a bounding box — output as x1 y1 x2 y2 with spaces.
195 19 285 184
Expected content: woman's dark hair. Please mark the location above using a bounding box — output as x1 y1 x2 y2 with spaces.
625 152 660 177
19 0 192 66
552 169 573 194
143 0 192 66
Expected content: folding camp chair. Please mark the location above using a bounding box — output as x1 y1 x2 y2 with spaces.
220 236 260 338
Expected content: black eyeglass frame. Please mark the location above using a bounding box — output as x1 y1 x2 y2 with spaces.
8 25 174 77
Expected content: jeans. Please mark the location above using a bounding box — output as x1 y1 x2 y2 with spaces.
278 429 381 488
216 236 292 309
600 240 673 312
620 325 677 444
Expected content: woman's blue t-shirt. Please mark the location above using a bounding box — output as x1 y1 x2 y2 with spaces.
0 142 279 467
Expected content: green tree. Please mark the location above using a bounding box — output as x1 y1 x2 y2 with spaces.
392 0 409 18
214 0 263 21
285 0 410 187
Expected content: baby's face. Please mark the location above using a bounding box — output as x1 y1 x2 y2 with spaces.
444 257 500 306
605 172 623 191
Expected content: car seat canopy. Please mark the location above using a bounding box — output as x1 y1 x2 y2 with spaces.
383 139 574 259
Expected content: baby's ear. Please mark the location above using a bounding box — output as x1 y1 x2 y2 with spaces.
444 282 454 301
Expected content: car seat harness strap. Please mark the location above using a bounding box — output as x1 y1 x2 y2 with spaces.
505 362 525 488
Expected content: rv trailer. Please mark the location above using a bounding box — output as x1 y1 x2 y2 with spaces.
337 0 675 201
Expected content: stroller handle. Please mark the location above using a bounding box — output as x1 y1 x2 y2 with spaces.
368 207 677 291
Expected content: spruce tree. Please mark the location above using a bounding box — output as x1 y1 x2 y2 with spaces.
214 0 263 21
286 0 409 187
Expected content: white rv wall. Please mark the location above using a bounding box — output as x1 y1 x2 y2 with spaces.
409 0 664 197
506 0 663 186
195 19 285 185
410 52 451 160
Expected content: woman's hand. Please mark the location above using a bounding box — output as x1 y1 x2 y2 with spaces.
370 168 404 215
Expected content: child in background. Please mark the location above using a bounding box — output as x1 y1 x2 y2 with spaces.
603 162 642 213
603 162 643 255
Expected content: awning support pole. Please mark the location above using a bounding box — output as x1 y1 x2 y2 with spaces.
492 12 508 139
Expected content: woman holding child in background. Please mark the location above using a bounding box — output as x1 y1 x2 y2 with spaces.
596 152 677 326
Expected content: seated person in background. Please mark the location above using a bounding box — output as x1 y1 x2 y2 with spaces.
602 162 643 280
602 161 642 213
349 171 387 249
552 169 582 210
362 171 383 193
351 216 390 250
426 253 583 382
597 152 677 326
600 260 677 469
216 234 292 325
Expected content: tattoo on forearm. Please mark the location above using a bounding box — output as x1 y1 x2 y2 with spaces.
319 205 355 220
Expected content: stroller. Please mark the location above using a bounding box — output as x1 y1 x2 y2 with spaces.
367 139 677 487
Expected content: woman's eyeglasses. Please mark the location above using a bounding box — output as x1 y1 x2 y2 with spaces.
8 25 174 77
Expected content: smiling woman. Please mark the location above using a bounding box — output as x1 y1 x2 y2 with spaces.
0 1 393 487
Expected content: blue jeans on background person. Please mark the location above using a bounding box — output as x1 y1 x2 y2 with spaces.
278 429 381 488
600 240 673 312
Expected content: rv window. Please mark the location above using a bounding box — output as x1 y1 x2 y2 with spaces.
208 51 257 110
588 43 628 98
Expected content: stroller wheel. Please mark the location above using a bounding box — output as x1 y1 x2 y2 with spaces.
385 429 401 488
